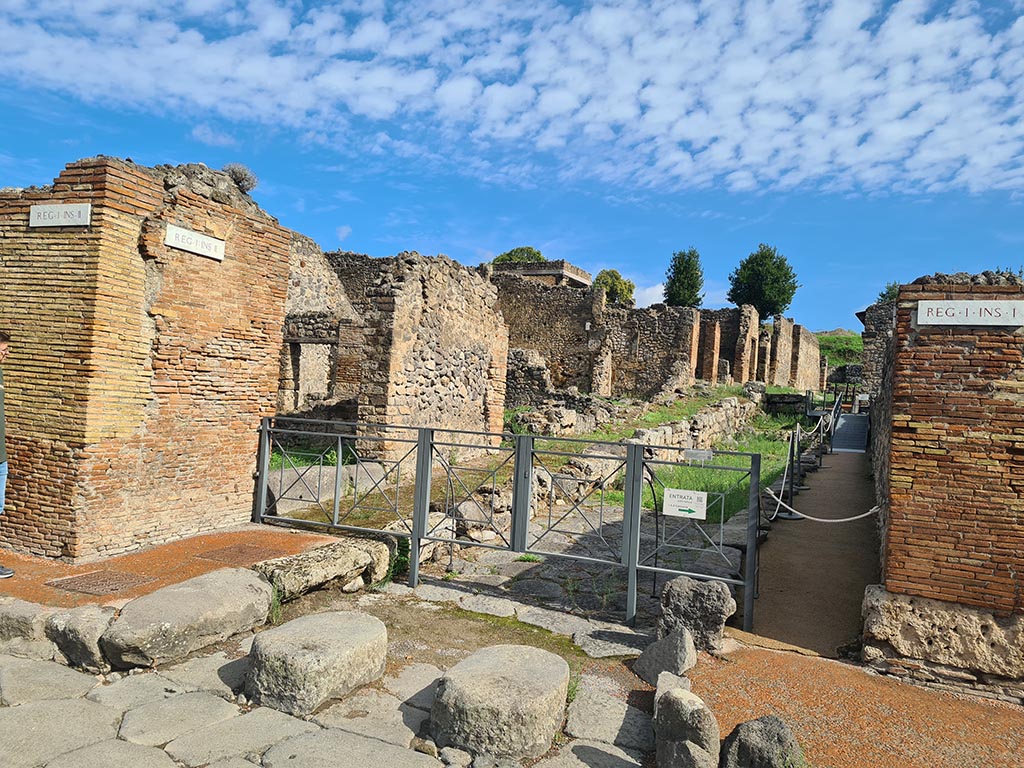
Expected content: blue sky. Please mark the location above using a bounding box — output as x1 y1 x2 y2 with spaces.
2 0 1023 331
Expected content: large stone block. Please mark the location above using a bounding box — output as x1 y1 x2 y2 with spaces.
46 605 116 673
100 569 272 668
246 611 387 716
0 597 51 642
654 688 719 768
253 540 384 601
659 576 736 651
633 629 697 686
431 644 569 759
862 585 1024 678
720 715 804 768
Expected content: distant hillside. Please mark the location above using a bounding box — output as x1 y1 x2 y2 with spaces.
816 331 863 367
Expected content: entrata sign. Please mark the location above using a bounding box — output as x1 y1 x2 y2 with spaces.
663 488 708 520
918 300 1024 326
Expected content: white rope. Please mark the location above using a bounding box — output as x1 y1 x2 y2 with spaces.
764 487 879 523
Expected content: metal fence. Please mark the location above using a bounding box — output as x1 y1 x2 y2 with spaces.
254 416 761 629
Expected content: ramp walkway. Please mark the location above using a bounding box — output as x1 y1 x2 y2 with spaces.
831 413 869 452
753 450 879 656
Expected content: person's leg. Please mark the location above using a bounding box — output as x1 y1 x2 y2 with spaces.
0 461 11 578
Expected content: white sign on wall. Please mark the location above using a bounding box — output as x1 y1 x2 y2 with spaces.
29 203 92 227
918 300 1024 326
164 224 225 261
663 488 708 520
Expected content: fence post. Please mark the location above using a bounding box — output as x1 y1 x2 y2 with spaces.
510 435 533 553
253 417 271 524
744 453 761 632
332 434 344 526
621 442 644 626
787 429 796 503
409 427 434 588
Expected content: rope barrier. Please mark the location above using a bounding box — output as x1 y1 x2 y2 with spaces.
765 487 879 523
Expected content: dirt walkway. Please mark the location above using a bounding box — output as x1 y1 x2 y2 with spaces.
753 450 879 657
690 639 1024 768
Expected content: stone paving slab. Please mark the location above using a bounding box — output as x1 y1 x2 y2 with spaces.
414 584 467 603
87 672 187 713
533 739 644 767
43 738 179 768
0 654 99 705
0 698 121 768
262 728 440 768
164 705 319 766
119 691 241 747
382 662 443 711
514 605 594 637
314 689 428 747
572 627 649 658
459 594 518 618
565 678 655 752
160 651 250 699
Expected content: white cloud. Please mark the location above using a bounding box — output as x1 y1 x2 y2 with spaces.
634 283 665 307
3 1 1024 194
336 224 352 242
190 123 236 147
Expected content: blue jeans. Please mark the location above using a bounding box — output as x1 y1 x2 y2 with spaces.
0 461 7 514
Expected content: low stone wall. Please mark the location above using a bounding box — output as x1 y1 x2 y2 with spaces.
862 586 1023 705
628 396 759 451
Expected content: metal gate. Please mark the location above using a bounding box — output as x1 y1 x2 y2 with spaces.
254 416 761 629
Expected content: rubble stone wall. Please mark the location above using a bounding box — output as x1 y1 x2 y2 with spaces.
861 301 897 396
0 157 290 559
790 325 821 391
769 317 794 386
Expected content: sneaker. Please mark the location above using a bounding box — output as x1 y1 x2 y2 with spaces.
0 565 13 579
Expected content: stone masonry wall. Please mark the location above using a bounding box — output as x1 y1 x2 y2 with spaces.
0 157 290 559
884 276 1024 616
769 317 795 386
790 325 821 391
861 301 897 396
696 307 760 384
491 273 594 390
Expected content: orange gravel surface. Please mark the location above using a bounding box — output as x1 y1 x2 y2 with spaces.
0 525 334 607
689 643 1024 768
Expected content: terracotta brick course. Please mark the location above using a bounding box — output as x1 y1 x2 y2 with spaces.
885 282 1024 615
0 157 290 560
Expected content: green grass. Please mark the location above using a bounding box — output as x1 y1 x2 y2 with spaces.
816 333 863 367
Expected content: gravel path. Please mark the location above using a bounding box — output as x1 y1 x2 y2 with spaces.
689 642 1024 768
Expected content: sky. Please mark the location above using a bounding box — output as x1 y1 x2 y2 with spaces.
2 0 1023 332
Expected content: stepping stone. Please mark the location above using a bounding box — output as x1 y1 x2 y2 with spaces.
658 576 736 652
246 611 386 716
382 662 442 711
720 715 805 768
263 728 439 767
431 644 569 758
100 569 272 668
654 688 719 767
314 689 428 747
87 672 186 713
164 706 318 767
0 597 51 642
533 740 644 767
0 655 98 705
565 677 654 752
43 738 178 768
119 691 240 747
0 698 120 768
160 651 250 699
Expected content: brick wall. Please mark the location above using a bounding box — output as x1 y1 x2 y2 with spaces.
0 157 290 559
885 279 1024 614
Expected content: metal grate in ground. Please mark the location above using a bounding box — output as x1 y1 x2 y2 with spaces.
46 570 156 596
196 543 283 566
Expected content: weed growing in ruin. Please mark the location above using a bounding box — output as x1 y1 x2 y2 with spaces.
222 162 258 192
515 553 543 563
268 586 283 625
